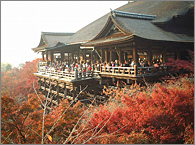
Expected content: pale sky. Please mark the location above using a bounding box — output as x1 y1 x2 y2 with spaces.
1 1 128 67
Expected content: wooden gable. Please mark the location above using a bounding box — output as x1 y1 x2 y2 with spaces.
92 17 128 41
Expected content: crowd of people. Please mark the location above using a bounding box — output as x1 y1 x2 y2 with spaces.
39 58 163 75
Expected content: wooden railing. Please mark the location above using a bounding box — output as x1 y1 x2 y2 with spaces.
37 62 170 80
99 65 169 77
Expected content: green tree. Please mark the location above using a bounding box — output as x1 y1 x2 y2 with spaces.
1 62 13 72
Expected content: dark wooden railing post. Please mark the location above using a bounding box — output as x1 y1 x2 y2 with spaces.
123 68 125 74
64 83 67 98
57 82 60 105
74 67 78 80
134 65 137 77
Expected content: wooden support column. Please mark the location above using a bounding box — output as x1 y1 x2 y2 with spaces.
60 52 64 63
91 50 93 65
72 53 74 63
42 52 45 61
105 49 108 63
50 51 54 63
162 49 167 63
147 49 153 66
46 52 48 61
84 49 86 63
77 49 80 63
118 48 124 64
56 82 60 104
100 49 103 63
68 53 70 65
72 85 76 100
64 83 67 98
110 49 113 62
133 47 138 66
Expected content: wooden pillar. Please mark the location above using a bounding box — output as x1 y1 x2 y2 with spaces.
56 82 60 104
77 49 80 63
94 52 97 63
147 49 153 66
118 48 124 64
42 52 45 61
162 49 166 63
72 53 74 63
91 50 93 65
72 85 76 100
64 83 67 98
60 52 64 62
133 47 138 66
125 52 128 61
84 49 86 63
68 53 70 65
110 49 112 62
105 49 108 63
46 52 48 61
50 51 54 63
100 49 103 63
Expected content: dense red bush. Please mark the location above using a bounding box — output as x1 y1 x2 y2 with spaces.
75 77 194 144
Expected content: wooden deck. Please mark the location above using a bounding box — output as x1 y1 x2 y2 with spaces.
37 62 170 82
35 63 174 111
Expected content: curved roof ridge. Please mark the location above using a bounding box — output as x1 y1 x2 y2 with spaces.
111 10 156 20
42 32 75 36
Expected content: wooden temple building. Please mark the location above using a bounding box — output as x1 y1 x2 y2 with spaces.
32 1 194 104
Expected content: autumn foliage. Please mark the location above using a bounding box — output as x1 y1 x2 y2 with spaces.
73 77 194 144
1 58 194 144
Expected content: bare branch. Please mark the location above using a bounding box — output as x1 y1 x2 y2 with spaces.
33 81 44 106
63 96 96 144
82 110 115 144
1 131 13 144
43 85 88 141
41 80 52 144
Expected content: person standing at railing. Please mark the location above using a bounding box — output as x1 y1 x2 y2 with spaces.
124 60 129 67
115 60 119 67
88 65 92 72
131 60 135 66
140 60 145 67
111 61 115 67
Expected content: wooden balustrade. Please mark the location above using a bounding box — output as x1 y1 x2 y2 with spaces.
37 62 169 80
99 65 168 77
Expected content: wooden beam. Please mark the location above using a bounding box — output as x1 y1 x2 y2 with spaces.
162 49 166 63
72 53 74 63
60 52 64 63
84 49 86 63
147 48 153 66
105 49 108 63
110 49 112 62
42 52 45 61
46 52 48 61
50 51 54 63
91 50 93 65
64 83 67 98
68 53 70 65
77 49 80 63
133 47 138 66
100 49 103 63
56 82 60 104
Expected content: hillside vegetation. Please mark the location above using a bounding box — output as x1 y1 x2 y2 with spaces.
1 57 194 144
